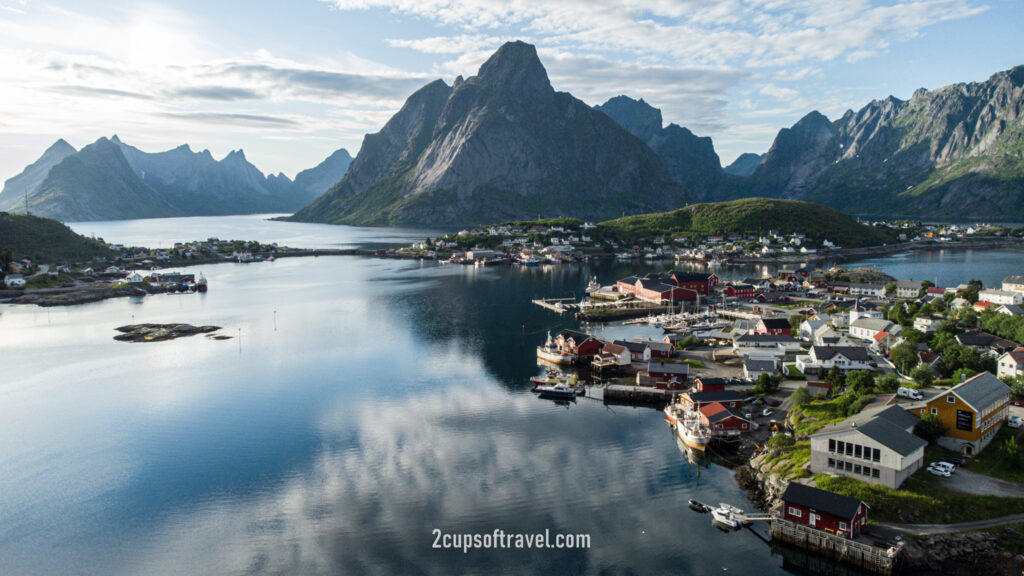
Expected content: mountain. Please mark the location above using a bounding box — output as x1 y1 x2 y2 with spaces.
289 148 353 205
0 139 77 212
0 212 112 263
290 41 691 226
750 66 1024 219
723 153 764 176
597 197 896 248
595 95 734 201
0 136 331 221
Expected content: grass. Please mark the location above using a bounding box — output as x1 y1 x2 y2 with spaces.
965 428 1024 483
764 439 813 480
990 523 1024 555
787 365 806 380
682 359 704 368
815 470 1024 524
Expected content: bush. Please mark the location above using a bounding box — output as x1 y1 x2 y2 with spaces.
911 365 934 387
846 370 876 394
768 434 796 451
875 373 900 393
753 373 782 396
914 414 947 445
791 386 813 407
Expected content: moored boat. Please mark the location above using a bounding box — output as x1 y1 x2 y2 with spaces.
675 411 711 451
535 383 579 400
711 507 742 529
536 331 576 365
688 499 712 513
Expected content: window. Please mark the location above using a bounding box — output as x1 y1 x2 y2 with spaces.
839 521 847 531
872 469 880 478
854 465 862 475
930 408 938 415
872 448 880 462
837 440 844 453
846 443 853 456
829 439 836 452
855 445 862 459
828 458 836 468
845 461 852 472
947 395 956 404
788 507 802 518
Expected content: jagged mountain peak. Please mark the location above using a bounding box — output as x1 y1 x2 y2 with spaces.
595 96 664 143
47 139 76 154
474 40 551 94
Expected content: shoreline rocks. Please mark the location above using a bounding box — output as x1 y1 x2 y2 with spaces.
113 323 223 342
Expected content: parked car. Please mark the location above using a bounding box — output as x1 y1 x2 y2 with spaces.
940 456 966 467
1013 400 1024 407
762 408 773 417
896 387 923 400
926 465 951 477
1008 415 1023 429
767 399 781 407
744 412 753 420
930 461 955 474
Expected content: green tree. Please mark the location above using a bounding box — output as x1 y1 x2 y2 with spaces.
900 328 929 345
791 386 813 406
885 281 897 296
846 370 876 394
890 341 920 374
875 373 900 393
1000 436 1023 470
914 414 947 445
789 313 805 333
911 364 934 388
753 373 782 396
825 366 846 394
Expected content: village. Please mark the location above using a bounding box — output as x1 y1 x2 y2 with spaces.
527 267 1024 574
396 218 1024 266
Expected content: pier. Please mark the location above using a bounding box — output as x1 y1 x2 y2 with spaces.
714 309 763 321
595 385 673 404
531 297 577 314
769 518 900 575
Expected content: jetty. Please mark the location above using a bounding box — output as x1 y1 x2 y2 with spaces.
770 518 901 575
531 297 576 314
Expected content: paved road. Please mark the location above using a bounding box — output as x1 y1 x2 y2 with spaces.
940 468 1024 498
875 513 1024 535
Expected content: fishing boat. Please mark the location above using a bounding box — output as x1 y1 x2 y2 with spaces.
585 277 600 295
536 331 576 365
675 411 711 451
663 402 682 426
530 370 561 386
711 507 742 529
196 273 208 293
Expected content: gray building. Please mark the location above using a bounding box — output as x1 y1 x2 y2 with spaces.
810 405 926 489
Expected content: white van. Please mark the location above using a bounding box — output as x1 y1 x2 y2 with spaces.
896 387 923 400
1008 416 1022 429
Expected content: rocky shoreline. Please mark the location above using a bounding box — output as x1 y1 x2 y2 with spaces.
114 324 225 342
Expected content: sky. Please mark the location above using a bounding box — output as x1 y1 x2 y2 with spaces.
0 0 1021 181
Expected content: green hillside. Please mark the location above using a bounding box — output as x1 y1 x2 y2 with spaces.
597 198 897 248
0 212 112 264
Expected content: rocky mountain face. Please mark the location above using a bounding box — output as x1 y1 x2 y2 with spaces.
595 95 735 201
290 148 353 205
723 153 764 176
750 66 1024 219
0 139 77 212
290 41 691 226
0 137 347 221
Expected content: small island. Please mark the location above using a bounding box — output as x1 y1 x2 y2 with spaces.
114 323 224 342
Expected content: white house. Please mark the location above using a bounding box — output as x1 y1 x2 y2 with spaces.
3 273 26 288
978 289 1023 306
796 346 876 376
744 356 779 381
849 318 895 342
1003 275 1024 293
913 316 942 333
895 280 921 299
997 347 1024 379
125 272 145 284
849 307 884 325
849 283 887 298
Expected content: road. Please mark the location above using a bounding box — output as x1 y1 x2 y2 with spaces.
940 469 1024 498
875 513 1024 535
27 264 49 278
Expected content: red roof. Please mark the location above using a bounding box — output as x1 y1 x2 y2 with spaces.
975 301 993 309
919 351 941 365
1009 347 1024 366
926 287 946 294
699 402 728 418
872 331 889 341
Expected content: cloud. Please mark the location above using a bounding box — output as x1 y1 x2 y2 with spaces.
215 63 432 101
171 86 262 101
48 85 154 100
157 112 304 128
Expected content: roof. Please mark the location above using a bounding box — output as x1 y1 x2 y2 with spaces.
781 482 864 520
613 339 648 353
945 372 1011 412
813 405 924 456
759 318 791 329
700 402 750 424
872 331 889 342
850 317 892 332
956 331 1018 350
1004 275 1024 285
558 329 595 343
695 377 729 387
811 346 871 362
896 280 921 289
636 279 679 293
670 271 712 283
633 338 672 352
744 357 777 372
857 419 928 456
1000 304 1024 315
849 282 885 290
1002 347 1024 366
646 361 689 375
687 390 744 403
600 343 627 355
980 289 1020 298
730 283 756 291
734 333 798 344
618 275 640 284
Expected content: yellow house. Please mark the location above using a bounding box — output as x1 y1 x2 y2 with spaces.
916 372 1010 456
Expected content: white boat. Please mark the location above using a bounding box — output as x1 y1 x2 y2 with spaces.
675 411 711 451
536 331 576 365
663 403 681 426
585 277 600 294
535 382 579 400
711 507 742 529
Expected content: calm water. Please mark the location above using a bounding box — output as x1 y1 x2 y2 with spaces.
5 217 1020 575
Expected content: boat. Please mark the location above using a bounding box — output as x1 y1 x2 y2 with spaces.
688 499 712 513
535 382 579 400
585 277 600 295
675 410 711 451
536 331 576 365
196 273 208 293
711 507 742 529
530 370 561 386
663 402 682 426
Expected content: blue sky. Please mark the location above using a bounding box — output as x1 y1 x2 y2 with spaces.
0 0 1020 181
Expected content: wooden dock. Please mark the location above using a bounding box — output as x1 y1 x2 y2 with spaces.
531 297 577 315
715 309 763 321
596 385 673 404
770 518 900 575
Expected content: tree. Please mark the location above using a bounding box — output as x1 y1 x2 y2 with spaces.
875 373 900 393
885 281 897 296
999 436 1023 470
900 328 929 345
914 414 947 445
791 386 813 407
825 366 846 394
890 341 920 374
753 373 782 396
911 365 934 388
846 370 876 394
789 314 805 333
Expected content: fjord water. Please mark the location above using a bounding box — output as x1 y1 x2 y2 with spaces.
3 216 1019 575
1 239 776 575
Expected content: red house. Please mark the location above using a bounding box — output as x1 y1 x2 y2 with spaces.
556 329 604 358
699 402 752 435
755 318 792 336
669 271 718 295
726 283 756 299
646 360 689 381
635 278 692 303
681 390 743 411
780 482 868 538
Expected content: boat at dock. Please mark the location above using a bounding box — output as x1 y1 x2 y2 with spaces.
688 499 712 513
536 331 576 365
535 382 581 400
674 410 711 452
711 507 742 529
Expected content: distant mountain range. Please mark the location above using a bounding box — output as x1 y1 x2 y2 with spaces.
288 41 691 226
596 66 1024 220
0 136 351 222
